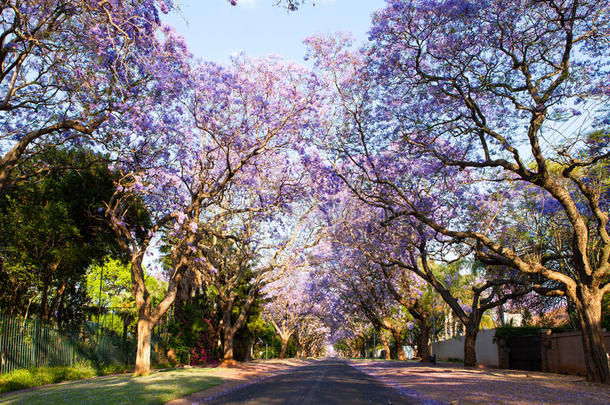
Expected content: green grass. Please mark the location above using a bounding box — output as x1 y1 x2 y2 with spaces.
0 368 223 405
0 364 101 394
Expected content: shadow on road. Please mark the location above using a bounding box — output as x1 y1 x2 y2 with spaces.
207 358 411 404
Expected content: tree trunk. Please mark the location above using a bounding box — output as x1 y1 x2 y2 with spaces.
245 339 253 361
574 289 609 383
393 332 406 360
223 331 235 361
134 318 153 376
463 322 478 367
280 337 289 359
380 334 391 360
131 273 176 375
220 306 238 362
418 321 431 363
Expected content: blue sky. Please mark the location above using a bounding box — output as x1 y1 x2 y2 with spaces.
161 0 388 64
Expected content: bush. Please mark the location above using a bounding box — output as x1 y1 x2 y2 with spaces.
494 326 576 340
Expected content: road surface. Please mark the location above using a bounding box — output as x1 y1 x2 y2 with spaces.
207 358 411 404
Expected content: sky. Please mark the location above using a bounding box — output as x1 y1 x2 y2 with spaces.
161 0 388 64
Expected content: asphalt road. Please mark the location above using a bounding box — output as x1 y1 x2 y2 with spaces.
206 359 411 404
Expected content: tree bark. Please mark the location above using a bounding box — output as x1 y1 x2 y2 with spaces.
246 339 253 361
574 288 609 383
393 331 406 360
0 117 106 193
131 265 177 375
380 334 391 360
463 323 478 367
134 318 153 376
220 308 237 362
463 310 482 367
280 337 289 359
418 320 431 363
223 331 235 361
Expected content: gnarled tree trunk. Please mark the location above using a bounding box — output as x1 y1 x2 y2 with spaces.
222 330 235 361
573 287 609 383
463 324 478 367
418 320 431 363
463 311 482 368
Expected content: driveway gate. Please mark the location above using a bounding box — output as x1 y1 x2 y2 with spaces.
508 335 542 371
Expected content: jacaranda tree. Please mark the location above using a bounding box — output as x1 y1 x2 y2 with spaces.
312 0 610 382
105 53 321 374
307 0 610 382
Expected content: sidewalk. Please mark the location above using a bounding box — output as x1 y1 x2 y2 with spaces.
165 359 314 405
350 359 610 405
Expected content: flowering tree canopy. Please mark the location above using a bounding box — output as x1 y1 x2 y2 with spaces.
307 0 610 382
0 0 179 191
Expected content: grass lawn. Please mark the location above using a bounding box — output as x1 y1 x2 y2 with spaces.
0 368 223 405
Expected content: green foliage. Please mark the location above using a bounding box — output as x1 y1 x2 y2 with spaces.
334 339 349 354
167 300 219 365
86 257 167 306
247 314 285 359
0 149 124 325
479 313 497 330
85 256 167 336
495 325 577 341
86 257 133 310
0 147 154 329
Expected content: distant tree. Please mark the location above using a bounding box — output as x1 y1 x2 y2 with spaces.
264 275 313 359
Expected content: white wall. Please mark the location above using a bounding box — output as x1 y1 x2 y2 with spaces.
431 329 499 366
